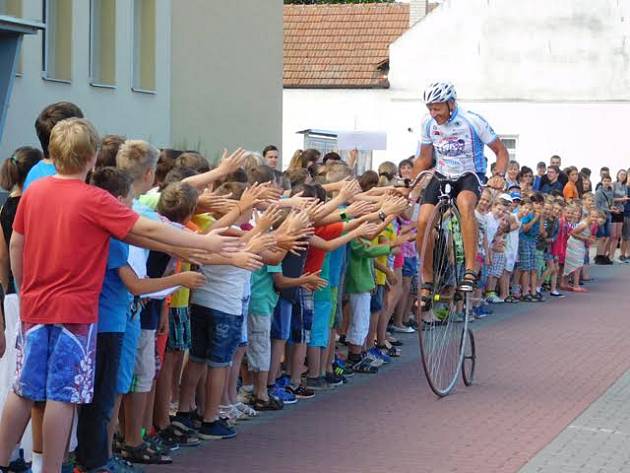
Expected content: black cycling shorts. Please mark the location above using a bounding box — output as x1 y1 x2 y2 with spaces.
421 173 481 206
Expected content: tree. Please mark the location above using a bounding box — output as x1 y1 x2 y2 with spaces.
285 0 394 4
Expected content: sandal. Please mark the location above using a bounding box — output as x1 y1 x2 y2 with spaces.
378 344 401 357
458 270 477 292
419 282 434 312
121 442 172 465
253 397 284 411
352 358 379 374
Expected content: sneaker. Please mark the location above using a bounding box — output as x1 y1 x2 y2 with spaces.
367 347 391 364
325 372 345 387
479 304 493 315
391 324 415 333
269 385 298 404
286 384 316 399
333 358 355 377
171 411 198 435
275 374 291 389
486 293 504 304
234 401 257 418
404 319 419 330
108 456 144 473
550 290 565 298
158 425 200 448
364 350 385 367
197 418 237 440
604 256 614 265
8 449 30 473
218 404 245 424
305 376 330 391
473 307 489 319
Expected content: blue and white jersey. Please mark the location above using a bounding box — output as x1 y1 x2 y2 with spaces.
420 106 497 178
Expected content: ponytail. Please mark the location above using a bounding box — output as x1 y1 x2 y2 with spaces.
0 146 43 191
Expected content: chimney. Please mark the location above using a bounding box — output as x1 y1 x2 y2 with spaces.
409 0 428 27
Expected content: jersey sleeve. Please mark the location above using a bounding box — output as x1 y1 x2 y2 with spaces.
468 112 498 145
420 115 433 146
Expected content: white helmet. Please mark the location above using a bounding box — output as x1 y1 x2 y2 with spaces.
423 81 457 104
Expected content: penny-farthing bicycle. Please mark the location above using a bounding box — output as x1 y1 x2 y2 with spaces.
410 171 477 397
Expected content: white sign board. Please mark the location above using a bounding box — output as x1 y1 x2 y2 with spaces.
337 131 387 151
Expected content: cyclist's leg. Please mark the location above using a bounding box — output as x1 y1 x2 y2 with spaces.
416 176 440 286
455 175 480 284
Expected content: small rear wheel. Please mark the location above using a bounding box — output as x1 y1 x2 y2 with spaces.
462 329 476 386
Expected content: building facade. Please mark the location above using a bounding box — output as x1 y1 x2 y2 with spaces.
388 0 630 172
0 0 283 163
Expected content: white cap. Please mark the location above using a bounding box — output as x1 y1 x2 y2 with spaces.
499 193 513 203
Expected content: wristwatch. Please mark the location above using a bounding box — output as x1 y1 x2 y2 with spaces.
378 210 387 222
340 212 350 223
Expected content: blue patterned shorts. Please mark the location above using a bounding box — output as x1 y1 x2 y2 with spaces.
167 307 191 351
517 238 537 271
14 322 97 404
488 252 507 278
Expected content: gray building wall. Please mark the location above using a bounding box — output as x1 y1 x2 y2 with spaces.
0 0 171 158
170 0 283 161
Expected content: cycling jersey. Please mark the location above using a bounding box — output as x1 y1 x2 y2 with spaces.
420 106 498 178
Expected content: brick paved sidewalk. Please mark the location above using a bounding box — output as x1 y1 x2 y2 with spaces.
520 371 630 473
150 264 630 473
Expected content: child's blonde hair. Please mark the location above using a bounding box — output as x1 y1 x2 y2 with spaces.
157 182 199 224
116 140 159 181
326 161 351 183
378 161 397 186
48 118 99 175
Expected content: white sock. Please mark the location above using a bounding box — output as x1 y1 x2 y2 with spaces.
31 452 43 473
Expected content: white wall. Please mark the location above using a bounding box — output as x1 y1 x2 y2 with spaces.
389 0 630 101
283 88 411 170
389 98 630 173
0 0 171 156
285 89 630 174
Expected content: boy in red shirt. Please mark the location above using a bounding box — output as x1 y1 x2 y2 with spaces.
0 118 238 473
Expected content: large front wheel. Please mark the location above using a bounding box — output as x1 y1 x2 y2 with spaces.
417 201 468 397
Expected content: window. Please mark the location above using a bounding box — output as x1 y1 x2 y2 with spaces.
90 0 116 86
132 0 156 92
0 0 22 17
43 0 73 82
1 0 24 74
499 135 518 161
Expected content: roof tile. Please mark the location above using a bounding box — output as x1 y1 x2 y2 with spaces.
283 3 409 88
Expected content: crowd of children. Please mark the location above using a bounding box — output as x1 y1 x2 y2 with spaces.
0 102 625 473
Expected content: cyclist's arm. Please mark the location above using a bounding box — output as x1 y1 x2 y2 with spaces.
487 139 509 175
412 144 434 178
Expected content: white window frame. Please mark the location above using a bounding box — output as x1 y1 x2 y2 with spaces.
499 135 519 162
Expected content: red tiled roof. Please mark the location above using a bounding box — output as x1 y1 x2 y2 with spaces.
284 3 409 89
